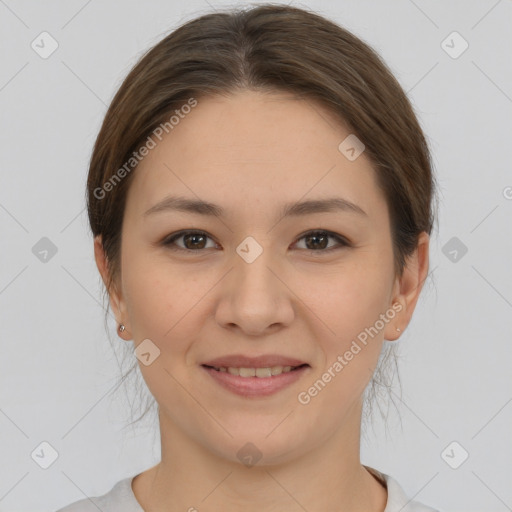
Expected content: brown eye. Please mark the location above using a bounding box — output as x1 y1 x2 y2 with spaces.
162 229 349 254
294 230 349 253
163 231 216 251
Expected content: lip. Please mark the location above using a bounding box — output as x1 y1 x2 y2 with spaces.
201 364 310 397
201 354 308 368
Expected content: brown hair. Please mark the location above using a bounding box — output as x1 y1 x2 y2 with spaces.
87 4 438 430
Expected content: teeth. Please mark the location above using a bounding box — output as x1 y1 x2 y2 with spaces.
214 365 296 377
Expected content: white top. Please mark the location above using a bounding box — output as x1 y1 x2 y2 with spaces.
55 466 439 511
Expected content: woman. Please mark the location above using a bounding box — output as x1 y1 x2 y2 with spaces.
57 4 439 511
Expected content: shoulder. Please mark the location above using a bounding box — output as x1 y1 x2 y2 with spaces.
365 465 441 512
55 476 142 512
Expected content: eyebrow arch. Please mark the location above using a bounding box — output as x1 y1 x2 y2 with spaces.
144 195 367 219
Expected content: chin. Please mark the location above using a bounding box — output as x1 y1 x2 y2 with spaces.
206 427 309 468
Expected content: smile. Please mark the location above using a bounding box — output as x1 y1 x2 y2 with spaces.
201 363 310 397
205 364 307 377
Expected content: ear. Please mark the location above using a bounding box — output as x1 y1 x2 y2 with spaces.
384 231 430 341
93 235 131 339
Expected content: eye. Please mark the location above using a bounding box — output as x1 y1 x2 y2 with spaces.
162 230 218 251
162 229 350 254
293 230 350 253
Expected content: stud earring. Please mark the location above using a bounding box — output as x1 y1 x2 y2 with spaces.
119 324 126 333
396 328 401 332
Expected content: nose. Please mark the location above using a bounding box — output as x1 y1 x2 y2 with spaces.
215 249 295 336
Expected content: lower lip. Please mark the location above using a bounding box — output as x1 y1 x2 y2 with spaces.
201 365 309 397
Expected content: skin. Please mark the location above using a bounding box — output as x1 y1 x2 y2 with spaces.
94 89 429 511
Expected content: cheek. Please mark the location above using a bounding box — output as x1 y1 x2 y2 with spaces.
122 250 212 361
122 262 202 392
123 272 168 335
295 255 392 334
295 273 390 413
121 245 182 338
294 257 392 393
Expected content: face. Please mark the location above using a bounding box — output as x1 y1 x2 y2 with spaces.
96 89 426 465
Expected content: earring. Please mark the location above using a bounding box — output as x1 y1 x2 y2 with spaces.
119 324 126 333
396 328 401 332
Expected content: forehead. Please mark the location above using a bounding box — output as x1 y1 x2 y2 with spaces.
126 90 387 223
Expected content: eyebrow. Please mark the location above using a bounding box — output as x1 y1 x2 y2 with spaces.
144 195 367 219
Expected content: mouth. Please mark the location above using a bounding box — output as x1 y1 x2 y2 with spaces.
200 363 310 397
201 363 309 377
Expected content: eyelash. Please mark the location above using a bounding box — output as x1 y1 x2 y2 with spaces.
161 229 350 254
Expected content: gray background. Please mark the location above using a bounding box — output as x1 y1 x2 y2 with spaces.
1 0 511 511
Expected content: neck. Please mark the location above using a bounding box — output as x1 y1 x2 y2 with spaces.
133 400 387 512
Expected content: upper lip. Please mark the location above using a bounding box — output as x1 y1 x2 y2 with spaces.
202 354 309 368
